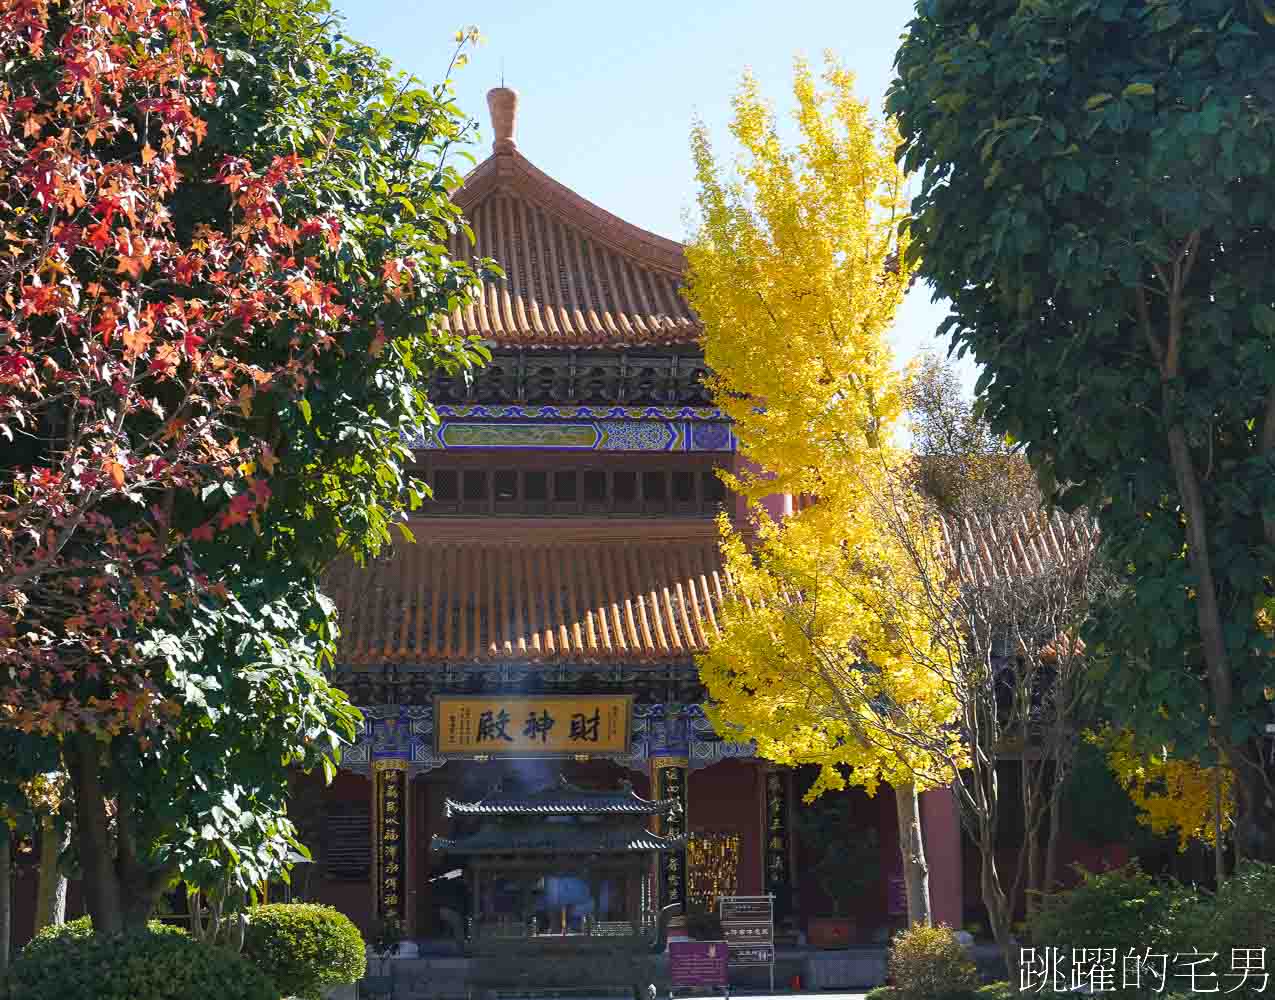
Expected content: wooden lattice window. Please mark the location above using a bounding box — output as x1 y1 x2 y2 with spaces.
418 454 731 518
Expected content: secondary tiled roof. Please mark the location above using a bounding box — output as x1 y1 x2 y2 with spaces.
942 510 1099 586
324 519 726 666
445 780 673 817
442 88 700 349
431 824 684 855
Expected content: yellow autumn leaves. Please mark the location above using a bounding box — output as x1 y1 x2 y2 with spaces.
1091 727 1233 850
686 55 965 801
686 56 912 508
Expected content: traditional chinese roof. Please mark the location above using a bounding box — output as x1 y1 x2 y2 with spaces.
441 88 700 349
942 509 1099 587
445 779 674 818
325 518 727 667
431 824 683 855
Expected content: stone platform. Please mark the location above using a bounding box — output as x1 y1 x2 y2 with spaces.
331 943 1007 1000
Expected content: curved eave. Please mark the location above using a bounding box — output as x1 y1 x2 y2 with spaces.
444 797 676 818
444 148 702 349
455 149 687 276
430 831 686 855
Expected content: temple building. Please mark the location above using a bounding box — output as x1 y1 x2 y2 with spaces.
295 88 1136 961
291 86 972 953
0 91 1187 966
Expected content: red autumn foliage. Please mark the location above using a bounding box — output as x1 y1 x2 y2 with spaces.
0 0 403 736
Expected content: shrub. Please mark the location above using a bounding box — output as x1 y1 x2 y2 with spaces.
4 919 278 1000
242 902 366 1000
19 914 96 956
1028 864 1203 998
866 986 900 1000
1196 861 1275 999
889 924 979 1000
1210 860 1274 947
1030 864 1196 951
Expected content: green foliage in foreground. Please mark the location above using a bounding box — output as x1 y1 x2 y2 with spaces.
4 919 277 1000
1030 862 1275 999
242 903 367 1000
889 0 1275 860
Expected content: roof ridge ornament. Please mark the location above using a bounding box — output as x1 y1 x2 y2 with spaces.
487 86 518 153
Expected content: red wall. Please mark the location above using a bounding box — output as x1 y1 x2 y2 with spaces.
306 770 374 935
688 760 764 897
960 833 1131 926
790 782 894 937
8 857 87 954
921 788 964 928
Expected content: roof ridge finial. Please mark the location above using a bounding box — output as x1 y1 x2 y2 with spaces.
486 84 518 154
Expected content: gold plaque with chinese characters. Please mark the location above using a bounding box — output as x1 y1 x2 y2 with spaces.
434 696 632 756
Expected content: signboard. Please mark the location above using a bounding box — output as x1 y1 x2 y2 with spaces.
723 921 772 947
373 761 407 924
729 945 775 965
434 696 631 755
720 898 772 922
763 770 790 897
655 762 687 911
669 940 728 989
719 894 774 989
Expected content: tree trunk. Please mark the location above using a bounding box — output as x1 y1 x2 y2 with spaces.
67 732 124 935
1022 761 1040 918
1043 784 1063 899
0 822 10 975
1230 739 1274 863
34 817 68 931
1162 423 1249 848
977 829 1016 987
895 782 932 927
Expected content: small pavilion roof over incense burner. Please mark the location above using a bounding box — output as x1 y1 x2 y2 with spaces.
442 87 701 348
444 776 675 818
431 826 683 855
433 777 684 855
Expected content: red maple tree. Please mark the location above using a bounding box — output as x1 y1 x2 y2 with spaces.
0 0 392 736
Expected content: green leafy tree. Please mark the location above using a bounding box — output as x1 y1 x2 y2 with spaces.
888 0 1275 862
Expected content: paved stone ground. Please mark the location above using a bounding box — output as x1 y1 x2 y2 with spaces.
329 991 870 1000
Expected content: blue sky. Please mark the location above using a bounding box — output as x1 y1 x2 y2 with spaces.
331 0 977 394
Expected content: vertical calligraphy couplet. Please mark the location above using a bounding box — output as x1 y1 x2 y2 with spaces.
653 755 689 915
373 759 408 927
764 768 791 901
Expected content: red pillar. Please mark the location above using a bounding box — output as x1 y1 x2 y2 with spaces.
920 787 963 928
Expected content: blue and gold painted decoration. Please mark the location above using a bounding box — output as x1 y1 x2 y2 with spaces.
407 419 734 452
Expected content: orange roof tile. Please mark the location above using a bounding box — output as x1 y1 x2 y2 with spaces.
442 88 701 349
326 519 727 666
941 510 1099 586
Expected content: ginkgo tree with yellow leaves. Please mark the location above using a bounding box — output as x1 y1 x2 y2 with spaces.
1092 727 1234 883
684 55 961 927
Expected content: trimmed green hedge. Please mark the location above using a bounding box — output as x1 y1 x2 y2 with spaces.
242 903 366 1000
3 918 278 1000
